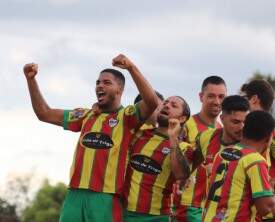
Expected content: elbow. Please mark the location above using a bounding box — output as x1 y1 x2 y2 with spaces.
35 108 50 122
36 112 47 122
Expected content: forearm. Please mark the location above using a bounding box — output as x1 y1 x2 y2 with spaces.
26 78 63 125
27 78 50 119
128 64 158 111
170 137 191 180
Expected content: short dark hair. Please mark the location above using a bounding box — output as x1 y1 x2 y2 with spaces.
201 76 226 91
176 96 191 122
100 68 125 88
134 91 164 104
243 111 275 140
221 95 250 114
240 80 274 111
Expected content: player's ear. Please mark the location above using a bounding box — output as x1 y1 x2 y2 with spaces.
250 95 259 107
220 113 225 124
199 92 203 103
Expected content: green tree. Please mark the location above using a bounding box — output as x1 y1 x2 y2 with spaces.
21 180 67 222
0 198 19 222
249 71 275 89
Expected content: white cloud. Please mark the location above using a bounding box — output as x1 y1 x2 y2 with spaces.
0 2 275 186
48 0 80 7
0 108 79 185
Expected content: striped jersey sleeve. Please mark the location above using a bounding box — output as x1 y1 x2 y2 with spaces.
63 108 91 132
245 157 273 199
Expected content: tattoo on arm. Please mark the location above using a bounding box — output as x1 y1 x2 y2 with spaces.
191 147 204 172
175 145 191 180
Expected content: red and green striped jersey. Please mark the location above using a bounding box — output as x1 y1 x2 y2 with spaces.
190 128 225 204
261 132 275 221
123 129 189 215
175 114 221 208
203 143 273 222
261 131 275 169
63 105 141 194
185 114 222 145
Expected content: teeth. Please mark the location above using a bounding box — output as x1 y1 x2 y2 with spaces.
97 91 105 96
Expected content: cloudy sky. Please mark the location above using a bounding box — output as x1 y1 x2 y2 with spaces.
1 0 275 188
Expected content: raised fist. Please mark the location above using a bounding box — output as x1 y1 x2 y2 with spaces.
23 63 38 79
112 54 133 70
168 118 181 139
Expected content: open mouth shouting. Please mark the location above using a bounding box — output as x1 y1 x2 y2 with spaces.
96 91 107 103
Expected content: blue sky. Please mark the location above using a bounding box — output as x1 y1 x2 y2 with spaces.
1 0 275 188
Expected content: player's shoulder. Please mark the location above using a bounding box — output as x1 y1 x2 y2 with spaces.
239 149 266 169
179 141 192 151
199 128 217 140
123 104 138 116
66 108 91 121
185 115 196 127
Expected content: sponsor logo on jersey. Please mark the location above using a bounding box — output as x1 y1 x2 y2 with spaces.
130 154 162 175
70 109 85 120
81 132 114 149
221 148 242 161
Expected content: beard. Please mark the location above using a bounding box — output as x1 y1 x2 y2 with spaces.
157 115 169 127
97 93 116 111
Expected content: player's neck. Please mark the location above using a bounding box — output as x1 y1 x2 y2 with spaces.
239 138 262 152
101 103 122 113
221 131 239 146
198 111 217 126
155 127 168 137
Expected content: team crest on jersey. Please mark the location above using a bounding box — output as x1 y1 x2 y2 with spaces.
162 147 171 154
130 154 162 175
108 118 119 128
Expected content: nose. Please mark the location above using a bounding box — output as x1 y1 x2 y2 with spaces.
213 96 222 105
96 81 104 90
239 122 245 129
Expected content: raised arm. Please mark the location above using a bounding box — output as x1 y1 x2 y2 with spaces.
112 54 158 120
23 63 64 126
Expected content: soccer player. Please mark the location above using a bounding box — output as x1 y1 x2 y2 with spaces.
240 79 274 113
173 95 249 221
174 76 227 221
23 54 158 222
203 111 275 221
241 79 275 222
240 79 274 165
122 96 191 222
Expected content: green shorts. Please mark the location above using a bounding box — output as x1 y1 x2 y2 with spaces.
59 189 122 222
174 205 202 222
123 209 170 222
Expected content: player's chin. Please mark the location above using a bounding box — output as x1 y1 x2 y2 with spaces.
210 110 221 117
97 100 108 108
234 133 242 141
